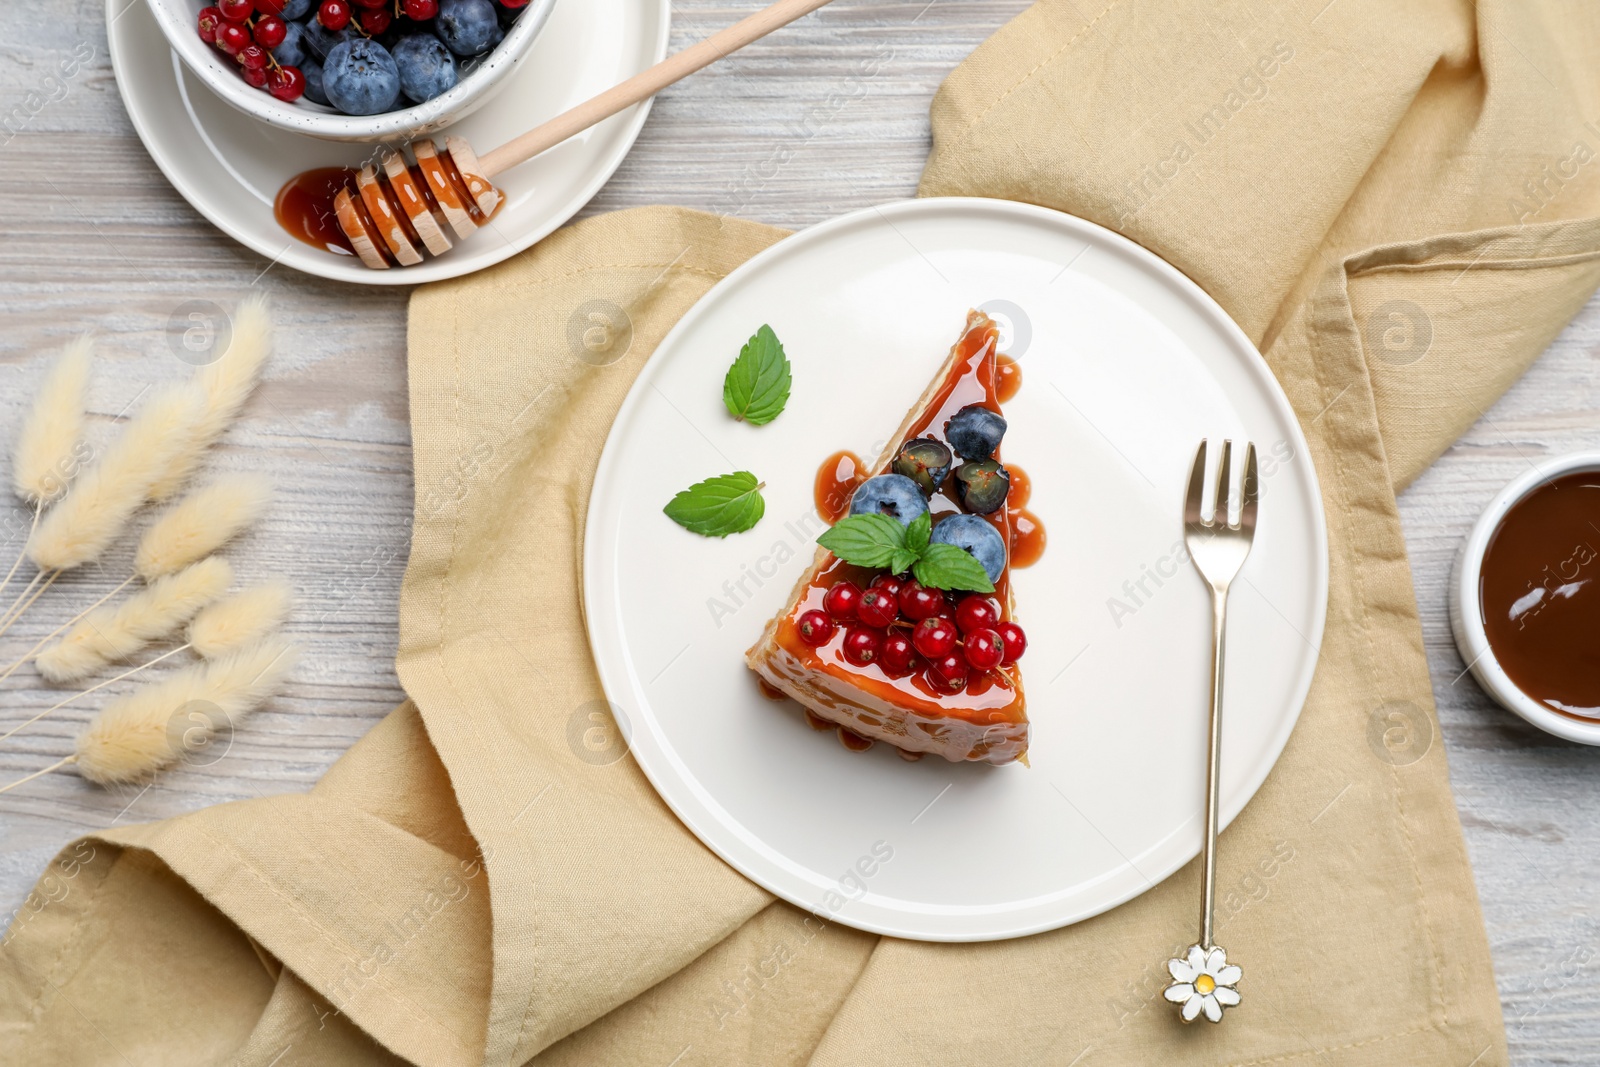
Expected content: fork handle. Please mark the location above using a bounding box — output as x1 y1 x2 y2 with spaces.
1199 584 1228 949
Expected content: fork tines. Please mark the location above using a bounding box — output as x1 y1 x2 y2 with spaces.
1185 439 1259 532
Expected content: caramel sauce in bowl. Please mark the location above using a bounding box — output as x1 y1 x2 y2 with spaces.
1451 453 1600 743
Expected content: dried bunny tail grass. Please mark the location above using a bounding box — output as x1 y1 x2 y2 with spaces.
12 335 92 505
134 474 272 579
37 557 233 684
146 295 271 502
27 385 202 572
189 582 292 660
75 636 296 785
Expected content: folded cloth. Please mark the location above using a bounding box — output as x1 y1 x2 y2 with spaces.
7 1 1600 1064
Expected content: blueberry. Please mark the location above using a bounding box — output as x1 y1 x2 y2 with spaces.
270 0 313 17
930 514 1006 584
392 34 458 103
323 39 402 116
944 404 1006 461
437 0 500 55
300 19 350 61
953 460 1010 515
270 19 306 67
891 438 952 496
849 474 930 527
300 58 328 105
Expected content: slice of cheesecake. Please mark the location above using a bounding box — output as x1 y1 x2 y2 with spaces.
746 310 1030 765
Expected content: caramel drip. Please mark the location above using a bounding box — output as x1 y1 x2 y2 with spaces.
378 169 423 250
278 141 503 266
439 147 488 224
340 189 394 267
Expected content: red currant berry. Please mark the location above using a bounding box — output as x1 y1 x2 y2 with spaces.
869 573 905 600
963 628 1005 670
856 588 899 628
216 22 251 54
896 579 943 621
822 580 860 622
797 609 835 647
236 44 269 70
318 0 351 30
500 0 529 7
197 6 224 43
879 633 916 675
955 594 1001 634
995 621 1027 665
256 0 291 13
927 652 970 692
358 7 391 33
912 616 957 660
268 64 306 101
252 15 287 48
353 0 388 8
217 0 254 21
842 626 882 666
402 0 438 16
242 65 269 87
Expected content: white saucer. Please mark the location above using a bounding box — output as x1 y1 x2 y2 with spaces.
107 0 669 285
584 198 1329 941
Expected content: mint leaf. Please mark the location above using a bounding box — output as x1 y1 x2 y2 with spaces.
664 472 766 537
904 511 931 555
816 513 907 568
913 543 996 592
723 325 792 425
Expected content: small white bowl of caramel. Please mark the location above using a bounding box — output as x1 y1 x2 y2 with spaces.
1451 452 1600 744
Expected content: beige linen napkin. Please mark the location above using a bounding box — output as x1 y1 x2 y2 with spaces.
7 1 1600 1064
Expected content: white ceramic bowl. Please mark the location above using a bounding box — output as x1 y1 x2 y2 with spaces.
144 0 558 143
1450 451 1600 744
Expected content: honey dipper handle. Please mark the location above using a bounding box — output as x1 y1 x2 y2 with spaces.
477 0 838 178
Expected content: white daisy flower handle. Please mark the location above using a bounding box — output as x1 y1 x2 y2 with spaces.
1165 944 1243 1023
1164 441 1258 1024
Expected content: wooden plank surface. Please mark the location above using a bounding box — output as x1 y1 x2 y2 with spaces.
0 2 1596 1062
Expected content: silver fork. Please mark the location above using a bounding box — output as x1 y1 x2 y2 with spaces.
1163 439 1258 1024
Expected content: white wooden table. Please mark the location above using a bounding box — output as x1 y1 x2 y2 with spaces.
1 3 1596 1062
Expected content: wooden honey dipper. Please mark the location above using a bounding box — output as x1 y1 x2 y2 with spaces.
301 0 837 269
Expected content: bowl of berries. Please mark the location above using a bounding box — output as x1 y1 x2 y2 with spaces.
147 0 557 142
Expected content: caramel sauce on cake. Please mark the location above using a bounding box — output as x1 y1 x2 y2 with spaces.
815 450 867 525
994 353 1022 403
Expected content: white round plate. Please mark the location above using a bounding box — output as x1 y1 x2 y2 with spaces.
584 198 1328 942
106 0 669 285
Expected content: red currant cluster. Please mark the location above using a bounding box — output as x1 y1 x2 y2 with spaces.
311 0 444 38
796 575 1027 694
197 1 307 101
